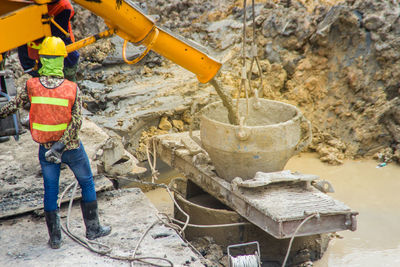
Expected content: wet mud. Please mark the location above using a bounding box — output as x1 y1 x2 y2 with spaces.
209 78 240 125
286 153 400 267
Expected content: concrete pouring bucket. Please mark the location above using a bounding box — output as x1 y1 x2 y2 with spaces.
200 98 312 182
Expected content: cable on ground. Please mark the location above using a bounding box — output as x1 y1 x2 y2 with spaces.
281 213 319 267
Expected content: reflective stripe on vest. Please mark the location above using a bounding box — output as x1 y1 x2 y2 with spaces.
27 77 77 144
31 96 69 107
32 122 68 132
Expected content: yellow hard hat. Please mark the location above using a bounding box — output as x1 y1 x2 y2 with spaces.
39 36 68 57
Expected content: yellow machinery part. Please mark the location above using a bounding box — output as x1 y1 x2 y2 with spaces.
0 1 29 16
0 3 52 54
33 0 54 4
1 0 221 83
73 0 221 83
66 29 115 54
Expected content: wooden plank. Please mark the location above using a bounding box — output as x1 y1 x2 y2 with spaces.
154 132 358 239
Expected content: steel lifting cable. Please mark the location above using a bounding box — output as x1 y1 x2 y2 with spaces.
235 0 265 140
247 0 264 106
236 0 250 126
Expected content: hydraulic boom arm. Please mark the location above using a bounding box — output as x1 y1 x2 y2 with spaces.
0 0 221 83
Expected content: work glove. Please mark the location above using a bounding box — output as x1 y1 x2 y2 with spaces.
45 141 65 164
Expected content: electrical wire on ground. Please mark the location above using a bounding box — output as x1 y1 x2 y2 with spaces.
57 141 250 266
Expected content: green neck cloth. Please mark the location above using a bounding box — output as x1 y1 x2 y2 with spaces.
38 56 64 78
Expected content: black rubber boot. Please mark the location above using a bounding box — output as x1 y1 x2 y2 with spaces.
44 210 62 249
80 200 111 240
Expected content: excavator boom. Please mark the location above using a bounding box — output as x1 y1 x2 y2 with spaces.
0 0 221 83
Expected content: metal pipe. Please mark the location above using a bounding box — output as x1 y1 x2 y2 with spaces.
66 29 115 53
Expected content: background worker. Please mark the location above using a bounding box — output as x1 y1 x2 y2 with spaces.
0 37 110 249
18 0 79 82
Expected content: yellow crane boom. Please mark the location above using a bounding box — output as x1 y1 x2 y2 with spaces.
0 0 221 83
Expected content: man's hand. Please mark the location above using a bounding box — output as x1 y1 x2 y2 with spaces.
45 142 65 164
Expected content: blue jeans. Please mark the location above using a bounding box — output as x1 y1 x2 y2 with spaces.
39 142 96 212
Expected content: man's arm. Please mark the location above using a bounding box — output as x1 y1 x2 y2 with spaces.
0 86 29 119
58 87 82 146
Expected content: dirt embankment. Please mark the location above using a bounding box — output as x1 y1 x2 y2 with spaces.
64 0 400 166
147 0 400 165
7 0 399 166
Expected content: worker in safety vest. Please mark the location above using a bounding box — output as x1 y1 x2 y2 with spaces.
18 0 79 82
0 37 110 249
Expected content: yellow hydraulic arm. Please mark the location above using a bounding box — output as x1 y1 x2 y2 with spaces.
0 1 51 59
0 0 221 83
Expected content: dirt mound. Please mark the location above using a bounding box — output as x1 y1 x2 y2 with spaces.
147 0 400 165
5 0 399 166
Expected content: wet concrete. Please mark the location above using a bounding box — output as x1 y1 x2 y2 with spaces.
285 153 400 267
209 78 239 125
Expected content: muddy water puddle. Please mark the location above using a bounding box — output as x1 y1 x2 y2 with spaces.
285 153 400 267
143 153 400 266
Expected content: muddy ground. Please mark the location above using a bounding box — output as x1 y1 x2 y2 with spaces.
2 0 400 266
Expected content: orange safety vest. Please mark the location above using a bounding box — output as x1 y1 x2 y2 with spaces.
27 78 77 144
27 0 75 60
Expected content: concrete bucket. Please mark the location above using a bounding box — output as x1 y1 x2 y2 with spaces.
200 98 312 182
